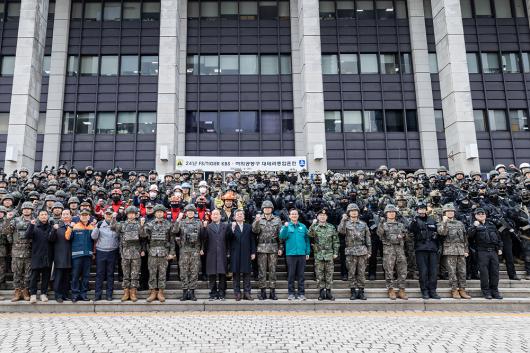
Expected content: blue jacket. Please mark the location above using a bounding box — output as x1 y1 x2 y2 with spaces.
279 222 310 256
66 221 95 259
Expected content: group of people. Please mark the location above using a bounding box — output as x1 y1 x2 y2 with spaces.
0 162 528 303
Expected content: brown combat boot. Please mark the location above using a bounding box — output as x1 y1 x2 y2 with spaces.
397 288 408 300
458 288 471 299
157 289 166 303
451 289 461 299
130 288 138 302
121 288 130 302
146 289 158 303
388 288 396 300
22 288 30 301
11 288 22 302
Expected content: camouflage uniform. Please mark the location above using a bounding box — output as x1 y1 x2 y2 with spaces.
113 219 142 289
376 216 408 290
3 216 32 289
437 215 468 291
173 216 202 290
398 204 416 279
251 211 282 290
0 211 8 286
142 217 175 289
308 221 339 290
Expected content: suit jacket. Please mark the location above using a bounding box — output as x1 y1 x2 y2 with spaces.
228 223 256 274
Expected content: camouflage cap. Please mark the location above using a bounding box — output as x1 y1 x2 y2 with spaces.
384 204 398 213
184 204 197 212
153 204 167 213
346 203 360 212
125 206 138 214
261 200 274 209
442 203 456 213
21 201 34 210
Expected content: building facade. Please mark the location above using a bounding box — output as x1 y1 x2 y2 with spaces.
0 0 529 174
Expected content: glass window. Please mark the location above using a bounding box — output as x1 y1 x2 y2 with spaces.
85 3 102 21
67 56 79 76
188 1 199 17
429 53 439 73
62 112 75 134
282 111 294 132
42 56 51 76
340 53 358 74
434 110 444 132
395 0 407 18
117 112 136 134
481 52 500 73
344 111 363 132
424 0 432 18
510 109 528 131
138 112 156 133
487 109 508 131
240 55 258 74
259 1 278 19
514 0 526 17
37 113 46 135
473 110 487 131
475 0 492 16
467 52 480 73
0 3 4 19
240 1 258 19
142 2 160 21
320 1 336 19
522 52 530 73
400 53 412 74
186 111 198 133
103 2 121 21
406 110 418 131
100 56 119 76
220 55 239 75
460 0 472 18
241 111 259 132
140 55 159 76
380 53 398 74
502 52 520 73
1 56 15 76
6 2 20 20
385 110 404 132
75 112 95 134
199 55 219 75
187 55 199 75
121 55 139 75
322 54 339 74
337 1 355 18
261 55 279 75
278 1 290 19
123 2 141 19
261 111 281 133
220 1 238 18
201 1 219 17
0 113 8 134
364 110 384 132
494 0 511 17
71 2 83 19
356 0 375 19
199 112 217 133
80 56 99 76
280 55 291 74
220 111 239 133
360 53 378 73
96 112 116 134
325 111 342 132
376 1 395 20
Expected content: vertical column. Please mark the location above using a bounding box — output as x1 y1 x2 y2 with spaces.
42 0 70 168
156 0 185 175
431 0 480 173
407 0 440 173
290 0 327 172
4 0 49 174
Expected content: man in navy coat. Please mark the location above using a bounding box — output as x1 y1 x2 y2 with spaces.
229 209 256 301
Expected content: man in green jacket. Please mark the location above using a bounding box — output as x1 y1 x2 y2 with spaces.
279 209 310 300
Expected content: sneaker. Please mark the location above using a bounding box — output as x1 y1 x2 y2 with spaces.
287 294 295 301
30 295 37 304
298 295 306 301
40 294 48 302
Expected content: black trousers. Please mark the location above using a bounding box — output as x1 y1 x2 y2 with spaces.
233 272 251 293
208 274 226 297
339 236 347 277
286 255 306 295
369 233 382 276
139 255 149 290
95 250 117 297
416 251 438 292
478 250 500 293
29 267 51 295
53 268 70 300
500 232 516 279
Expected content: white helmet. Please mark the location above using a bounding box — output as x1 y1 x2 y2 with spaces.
198 180 209 188
519 162 530 170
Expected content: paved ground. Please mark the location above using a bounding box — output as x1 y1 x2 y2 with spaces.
0 311 529 353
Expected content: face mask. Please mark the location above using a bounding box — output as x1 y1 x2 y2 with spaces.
149 192 157 199
197 203 205 208
170 203 179 208
199 187 207 194
112 195 121 202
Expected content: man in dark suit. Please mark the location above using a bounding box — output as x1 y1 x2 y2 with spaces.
229 209 256 301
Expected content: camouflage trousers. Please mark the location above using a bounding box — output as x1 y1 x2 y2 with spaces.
121 258 141 289
315 259 334 289
257 252 278 289
382 245 407 289
179 251 200 290
405 238 417 276
445 255 467 290
148 256 168 289
346 255 368 289
12 257 31 289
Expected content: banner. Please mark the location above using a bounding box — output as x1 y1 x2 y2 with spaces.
175 156 307 172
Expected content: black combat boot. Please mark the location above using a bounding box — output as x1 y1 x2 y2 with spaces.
258 288 267 300
269 289 277 300
326 289 335 301
356 288 366 300
350 288 357 300
318 289 326 301
180 289 188 301
189 290 197 301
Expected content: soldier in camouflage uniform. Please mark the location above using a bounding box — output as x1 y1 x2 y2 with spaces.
2 202 34 301
173 204 203 301
396 192 417 280
112 206 143 302
142 204 175 303
437 203 471 299
308 208 339 300
376 204 408 300
251 200 283 300
0 206 8 290
337 203 371 300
